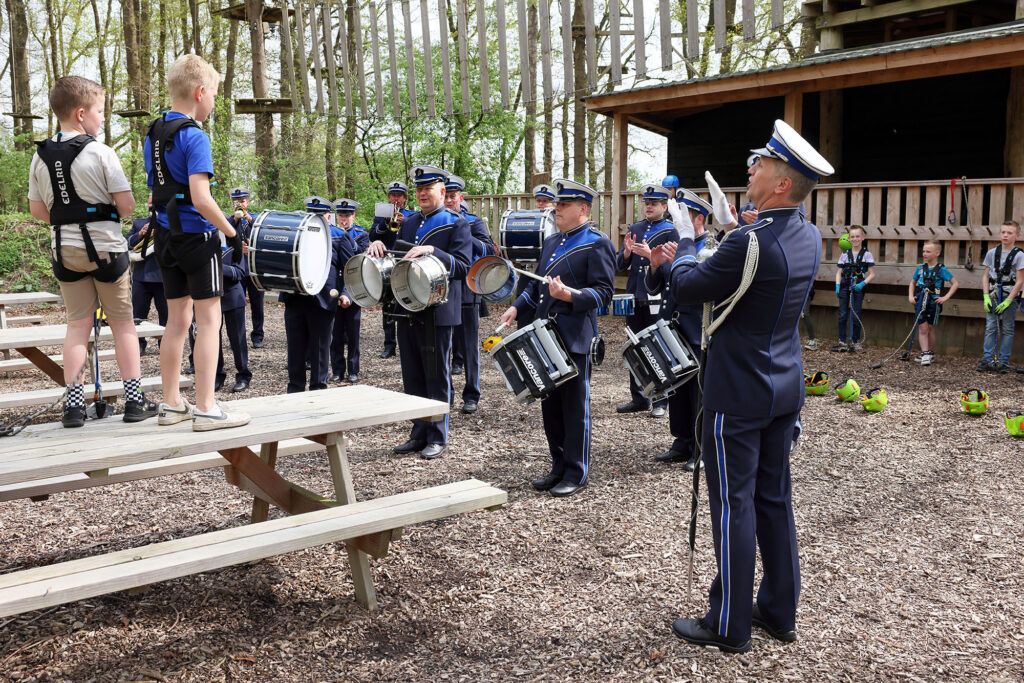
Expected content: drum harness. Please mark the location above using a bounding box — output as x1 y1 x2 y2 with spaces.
34 133 127 284
686 223 764 599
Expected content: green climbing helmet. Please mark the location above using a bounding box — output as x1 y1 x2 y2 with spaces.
960 389 989 415
836 378 860 402
838 233 852 251
1005 411 1024 437
804 371 830 395
860 387 888 412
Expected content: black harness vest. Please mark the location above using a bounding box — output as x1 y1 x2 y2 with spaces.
34 134 127 283
840 247 870 285
989 246 1022 292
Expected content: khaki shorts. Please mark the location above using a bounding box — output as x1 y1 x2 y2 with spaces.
54 245 134 322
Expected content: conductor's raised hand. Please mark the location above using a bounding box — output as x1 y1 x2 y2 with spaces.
667 197 694 241
367 240 387 258
705 171 738 228
650 242 678 270
500 306 518 326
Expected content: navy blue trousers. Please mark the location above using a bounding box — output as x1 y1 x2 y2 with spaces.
331 304 362 376
131 279 167 352
397 320 452 445
837 285 865 343
625 303 668 408
216 307 251 384
382 303 397 352
284 301 333 393
701 409 801 642
668 375 699 455
242 279 264 344
451 305 481 403
540 352 592 486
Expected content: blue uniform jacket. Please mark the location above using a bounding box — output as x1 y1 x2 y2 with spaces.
645 229 708 349
127 218 163 283
231 211 256 243
616 217 677 301
220 247 247 312
512 223 616 355
370 206 473 327
461 210 497 304
368 207 416 241
669 206 820 418
345 224 370 254
280 226 355 312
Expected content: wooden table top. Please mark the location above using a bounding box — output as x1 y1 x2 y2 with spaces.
0 386 448 486
0 292 61 306
0 321 165 350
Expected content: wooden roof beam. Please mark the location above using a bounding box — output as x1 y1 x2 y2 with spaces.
816 0 977 29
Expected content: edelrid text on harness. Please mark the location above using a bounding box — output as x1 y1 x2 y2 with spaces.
840 247 870 286
989 245 1023 296
34 134 127 283
145 113 200 237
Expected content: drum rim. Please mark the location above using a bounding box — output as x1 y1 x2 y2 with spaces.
391 253 449 311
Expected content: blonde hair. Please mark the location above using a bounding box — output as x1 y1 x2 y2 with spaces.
167 54 221 101
49 76 104 121
922 239 942 251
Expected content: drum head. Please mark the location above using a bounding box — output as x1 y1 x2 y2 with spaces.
344 254 391 306
468 256 514 296
297 215 331 294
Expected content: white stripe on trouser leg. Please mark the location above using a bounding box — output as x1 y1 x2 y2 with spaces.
580 356 591 483
713 411 732 636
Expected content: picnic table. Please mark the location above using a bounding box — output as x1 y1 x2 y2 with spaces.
0 321 165 385
0 386 506 618
0 291 60 329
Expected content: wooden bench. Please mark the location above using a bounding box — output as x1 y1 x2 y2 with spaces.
0 292 61 331
0 376 193 410
0 387 506 616
4 314 43 326
0 479 503 619
0 348 118 373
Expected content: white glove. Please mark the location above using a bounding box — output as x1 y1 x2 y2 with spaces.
666 197 694 241
705 171 734 226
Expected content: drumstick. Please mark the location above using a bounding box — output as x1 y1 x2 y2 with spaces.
513 266 583 296
494 321 509 334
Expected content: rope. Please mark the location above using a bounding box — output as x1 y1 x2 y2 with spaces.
869 290 931 369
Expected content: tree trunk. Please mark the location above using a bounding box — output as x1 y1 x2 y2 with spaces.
561 95 569 177
44 0 59 81
343 0 358 195
138 0 151 108
523 0 537 190
572 0 585 182
5 0 32 147
181 0 191 54
246 0 276 195
90 0 112 144
157 0 166 100
188 0 201 54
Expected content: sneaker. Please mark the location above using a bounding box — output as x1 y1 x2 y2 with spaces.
123 395 159 423
803 339 818 350
829 343 849 353
853 343 864 351
192 404 251 432
158 398 194 425
994 362 1012 374
976 360 993 372
62 405 86 428
920 352 934 366
899 351 912 362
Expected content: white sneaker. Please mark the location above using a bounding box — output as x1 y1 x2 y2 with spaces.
804 339 818 350
920 353 934 366
853 343 864 351
158 398 194 425
192 403 252 432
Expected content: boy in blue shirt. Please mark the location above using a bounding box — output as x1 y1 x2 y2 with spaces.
144 55 249 431
908 239 958 366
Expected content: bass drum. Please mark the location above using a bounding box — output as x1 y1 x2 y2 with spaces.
343 253 396 307
248 210 331 295
499 209 556 263
490 318 578 403
391 254 450 312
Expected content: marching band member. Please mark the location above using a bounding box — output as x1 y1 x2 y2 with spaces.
445 174 497 414
533 183 555 210
500 179 615 498
652 120 831 652
615 184 677 419
128 196 167 355
367 166 472 460
215 236 251 392
229 186 263 349
282 196 355 393
371 181 415 359
644 188 711 470
330 198 369 383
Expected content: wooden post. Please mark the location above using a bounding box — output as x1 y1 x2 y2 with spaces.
293 2 312 113
714 0 726 52
353 0 368 117
386 0 401 117
784 91 803 132
687 0 699 58
517 0 532 103
325 432 377 612
1008 0 1024 175
337 0 354 118
496 0 510 108
659 0 671 70
476 0 489 111
742 0 755 39
246 0 275 186
308 0 326 115
771 0 784 28
457 0 471 115
584 0 596 90
279 0 297 109
819 89 843 180
609 0 620 84
540 0 553 102
562 0 574 95
250 441 279 523
369 1 385 113
420 0 436 117
438 0 454 116
610 113 628 250
632 0 645 79
321 2 341 118
402 0 418 118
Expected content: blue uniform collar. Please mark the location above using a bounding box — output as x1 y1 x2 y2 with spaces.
422 205 445 219
548 222 601 265
643 217 672 240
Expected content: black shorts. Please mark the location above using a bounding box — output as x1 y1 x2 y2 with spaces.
916 295 941 326
155 227 223 300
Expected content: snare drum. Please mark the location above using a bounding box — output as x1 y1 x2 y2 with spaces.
391 254 450 312
490 318 578 403
621 319 699 400
612 294 635 316
343 253 396 307
248 210 332 295
499 209 556 263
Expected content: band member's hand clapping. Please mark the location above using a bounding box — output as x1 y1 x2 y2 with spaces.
630 239 652 260
650 241 678 270
622 232 636 259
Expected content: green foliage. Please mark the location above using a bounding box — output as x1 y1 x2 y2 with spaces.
0 216 56 292
0 135 36 214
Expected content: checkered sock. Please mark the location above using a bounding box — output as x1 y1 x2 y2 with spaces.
124 378 142 404
66 384 85 409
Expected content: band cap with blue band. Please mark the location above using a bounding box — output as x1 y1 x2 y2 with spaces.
749 119 834 180
552 178 597 203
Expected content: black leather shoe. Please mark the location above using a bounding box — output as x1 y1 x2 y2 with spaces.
616 399 649 414
451 364 464 375
231 379 250 393
550 480 587 498
671 618 751 654
650 405 667 418
461 401 478 414
379 348 396 359
655 449 688 463
252 341 263 349
531 473 561 491
328 374 342 383
62 405 86 428
420 443 446 460
393 439 426 454
752 605 797 643
346 373 359 383
214 378 225 392
123 396 158 422
684 454 702 472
